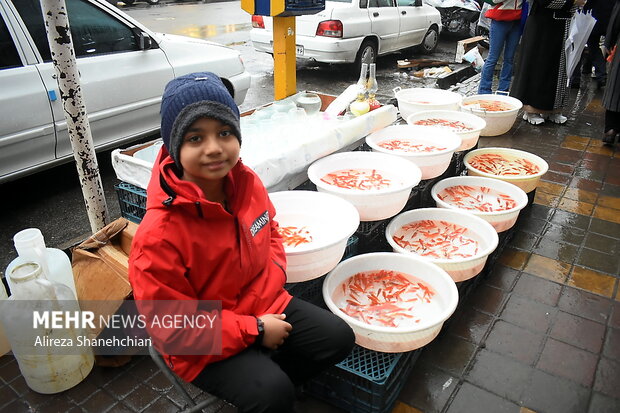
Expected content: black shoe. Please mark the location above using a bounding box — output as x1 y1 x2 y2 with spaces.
603 130 618 145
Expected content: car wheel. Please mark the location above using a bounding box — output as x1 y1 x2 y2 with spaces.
419 27 439 54
353 40 377 75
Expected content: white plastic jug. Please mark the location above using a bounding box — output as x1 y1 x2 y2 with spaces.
5 228 77 298
0 262 94 394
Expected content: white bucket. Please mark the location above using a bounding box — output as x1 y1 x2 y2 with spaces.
459 94 523 137
393 87 463 120
406 110 487 151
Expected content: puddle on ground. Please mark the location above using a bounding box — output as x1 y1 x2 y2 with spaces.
176 23 253 39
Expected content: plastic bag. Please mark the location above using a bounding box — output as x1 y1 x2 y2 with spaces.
463 46 485 72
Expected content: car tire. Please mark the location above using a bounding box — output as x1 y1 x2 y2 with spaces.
353 39 377 75
418 26 439 55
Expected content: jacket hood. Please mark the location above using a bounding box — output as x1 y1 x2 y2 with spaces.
146 146 250 217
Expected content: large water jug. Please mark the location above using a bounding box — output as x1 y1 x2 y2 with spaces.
5 228 77 298
0 262 94 394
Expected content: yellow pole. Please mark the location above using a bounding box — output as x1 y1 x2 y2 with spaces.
272 16 296 100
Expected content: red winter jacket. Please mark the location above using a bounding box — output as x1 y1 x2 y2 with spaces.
128 147 292 382
485 0 522 21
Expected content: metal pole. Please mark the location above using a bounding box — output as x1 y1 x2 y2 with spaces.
40 0 109 232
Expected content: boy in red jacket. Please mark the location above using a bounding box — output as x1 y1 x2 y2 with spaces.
129 72 355 412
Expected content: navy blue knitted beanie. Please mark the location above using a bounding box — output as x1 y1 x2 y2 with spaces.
160 72 241 170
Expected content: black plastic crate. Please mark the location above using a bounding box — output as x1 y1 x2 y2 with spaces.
115 182 147 224
306 345 418 413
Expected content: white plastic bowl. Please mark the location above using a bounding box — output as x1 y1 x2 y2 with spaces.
459 94 523 136
307 151 422 222
270 190 360 282
393 87 463 120
463 147 549 193
323 252 458 352
365 125 461 180
431 176 529 233
386 208 499 282
406 110 487 151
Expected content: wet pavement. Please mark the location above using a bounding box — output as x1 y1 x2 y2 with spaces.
1 76 619 412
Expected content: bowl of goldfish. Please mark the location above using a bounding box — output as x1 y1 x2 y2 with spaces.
431 176 529 233
385 208 498 282
459 94 523 136
365 125 461 180
463 147 549 193
323 252 458 352
393 87 463 120
307 151 422 221
406 110 487 151
270 190 360 283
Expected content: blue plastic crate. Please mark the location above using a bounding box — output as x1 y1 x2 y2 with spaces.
306 345 418 413
115 182 147 224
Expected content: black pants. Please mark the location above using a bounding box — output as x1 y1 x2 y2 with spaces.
605 109 620 134
192 298 355 413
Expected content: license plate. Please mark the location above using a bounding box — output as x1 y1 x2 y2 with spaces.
296 45 304 56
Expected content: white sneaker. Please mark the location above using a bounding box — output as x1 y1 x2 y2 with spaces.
545 113 567 124
522 112 545 125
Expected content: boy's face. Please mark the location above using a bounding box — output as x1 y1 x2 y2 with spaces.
179 117 240 187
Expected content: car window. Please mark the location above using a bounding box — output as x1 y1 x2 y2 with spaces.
396 0 415 5
12 0 139 62
369 0 393 7
0 16 22 69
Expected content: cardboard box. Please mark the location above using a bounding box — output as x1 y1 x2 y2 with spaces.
72 218 138 337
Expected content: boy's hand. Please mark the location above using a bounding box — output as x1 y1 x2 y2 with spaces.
259 314 292 350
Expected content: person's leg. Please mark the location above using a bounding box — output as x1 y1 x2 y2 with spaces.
272 297 355 385
588 35 606 87
192 346 296 413
478 20 509 94
497 20 521 92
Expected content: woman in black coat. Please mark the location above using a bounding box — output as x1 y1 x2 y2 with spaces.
603 0 620 145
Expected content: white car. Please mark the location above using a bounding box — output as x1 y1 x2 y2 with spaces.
0 0 251 184
250 0 441 72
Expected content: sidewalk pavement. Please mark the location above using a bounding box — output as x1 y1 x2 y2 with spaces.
1 78 619 413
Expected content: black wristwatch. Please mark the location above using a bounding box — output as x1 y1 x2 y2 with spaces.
256 317 265 344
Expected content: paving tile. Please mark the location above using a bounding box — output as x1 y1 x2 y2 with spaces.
128 357 160 383
542 171 571 186
102 402 134 413
141 395 181 413
516 216 548 235
563 187 598 203
613 303 620 330
33 395 80 413
606 174 620 187
536 338 598 387
588 392 620 413
565 135 590 145
483 265 520 291
593 205 620 224
445 382 520 413
581 157 610 172
523 254 571 284
589 217 620 239
465 349 532 402
548 161 574 175
484 320 545 365
532 239 580 264
597 195 620 210
446 307 494 345
103 367 143 399
561 141 587 151
80 389 119 413
534 191 560 208
594 357 620 398
513 273 562 306
520 203 555 221
122 383 161 412
558 286 612 324
0 399 30 413
501 295 556 333
576 248 619 275
600 182 620 198
0 358 21 384
63 377 103 405
83 365 123 388
498 248 530 270
557 197 595 216
541 223 586 246
584 233 620 255
466 284 507 316
569 266 617 298
417 335 477 376
146 371 175 393
549 311 606 353
398 361 457 413
574 167 606 182
521 369 590 413
569 177 603 192
550 148 582 164
16 385 59 409
0 384 18 409
537 181 565 196
550 209 591 230
585 145 614 156
7 376 30 397
510 231 539 251
603 327 620 361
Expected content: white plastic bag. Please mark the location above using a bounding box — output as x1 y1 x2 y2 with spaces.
463 46 485 72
